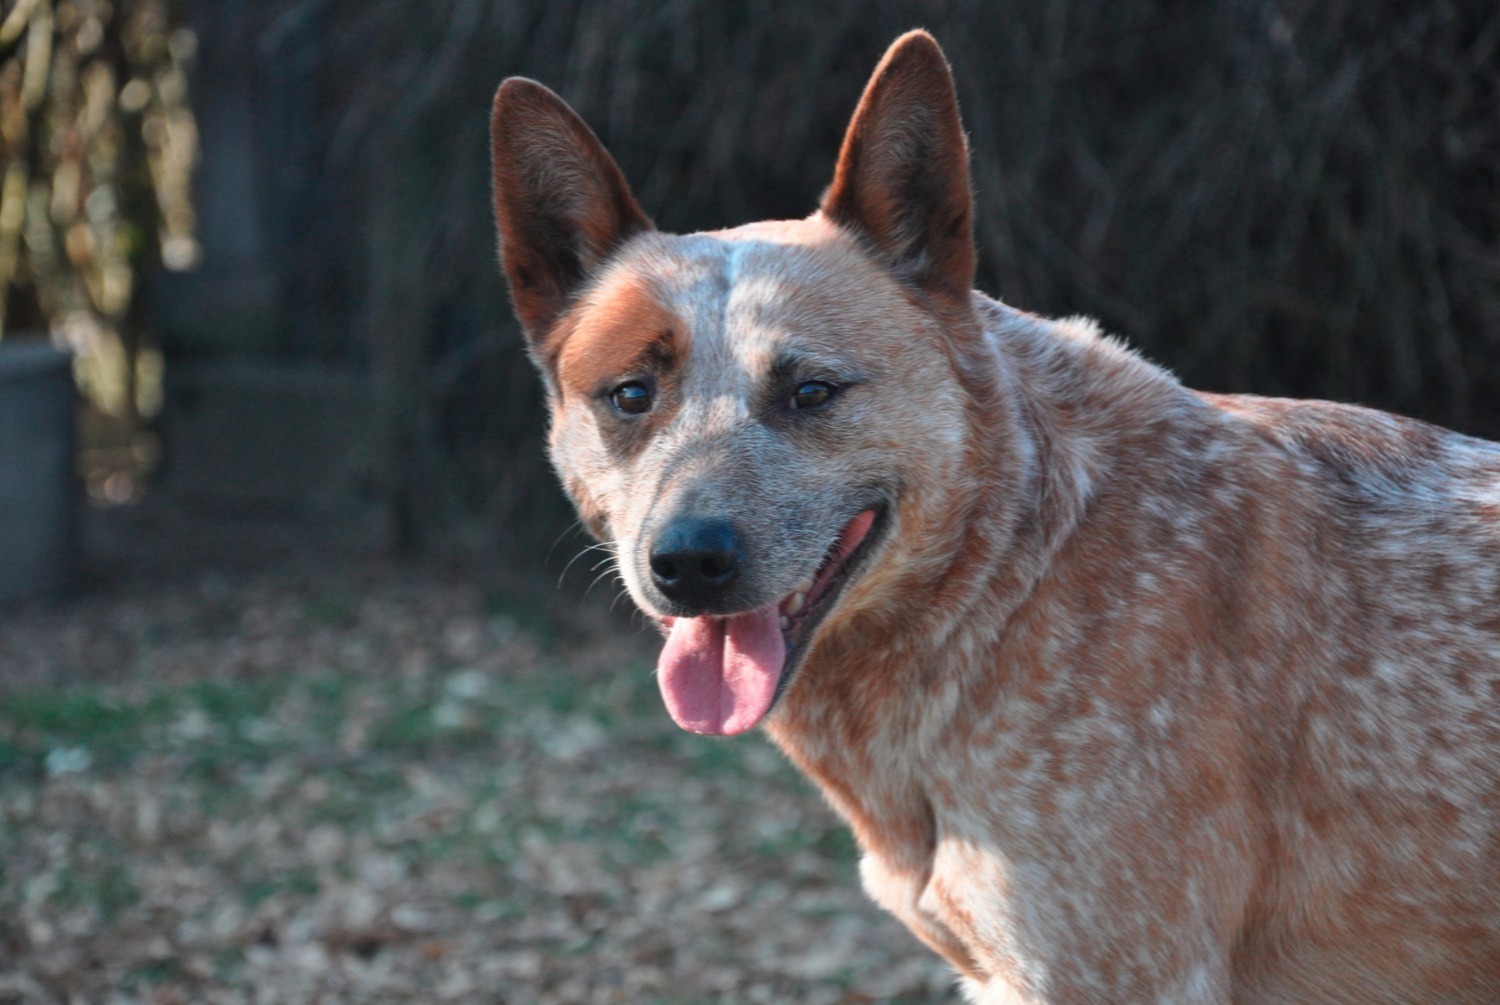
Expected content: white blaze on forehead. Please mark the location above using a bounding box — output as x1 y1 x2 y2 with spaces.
719 252 804 396
647 233 797 425
693 237 766 416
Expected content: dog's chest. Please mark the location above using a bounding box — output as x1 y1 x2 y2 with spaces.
774 618 1259 990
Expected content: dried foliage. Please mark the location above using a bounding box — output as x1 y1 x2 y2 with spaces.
260 0 1499 549
0 549 956 1003
0 0 195 422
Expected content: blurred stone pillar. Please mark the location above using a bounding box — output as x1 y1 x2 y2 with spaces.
0 342 76 604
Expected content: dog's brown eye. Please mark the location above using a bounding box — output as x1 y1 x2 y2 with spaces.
611 382 653 415
791 380 835 410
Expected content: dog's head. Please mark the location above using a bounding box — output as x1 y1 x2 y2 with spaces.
491 32 986 735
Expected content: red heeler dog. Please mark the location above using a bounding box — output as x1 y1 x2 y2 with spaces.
490 30 1500 1004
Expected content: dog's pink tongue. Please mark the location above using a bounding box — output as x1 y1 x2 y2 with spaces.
658 606 785 736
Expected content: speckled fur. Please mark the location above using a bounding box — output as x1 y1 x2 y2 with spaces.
491 32 1500 1004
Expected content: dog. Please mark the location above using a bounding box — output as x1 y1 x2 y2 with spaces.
489 30 1499 1003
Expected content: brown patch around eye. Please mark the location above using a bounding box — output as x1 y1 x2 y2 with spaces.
555 274 684 403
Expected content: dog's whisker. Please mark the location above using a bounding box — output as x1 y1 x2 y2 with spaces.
544 519 586 565
557 541 617 589
581 566 618 602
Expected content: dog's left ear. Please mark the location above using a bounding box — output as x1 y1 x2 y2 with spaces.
820 31 975 308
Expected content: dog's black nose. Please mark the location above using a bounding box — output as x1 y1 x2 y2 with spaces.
650 518 741 606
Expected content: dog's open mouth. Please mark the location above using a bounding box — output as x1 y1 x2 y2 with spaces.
655 508 881 736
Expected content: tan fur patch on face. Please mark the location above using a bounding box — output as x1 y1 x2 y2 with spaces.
555 272 683 402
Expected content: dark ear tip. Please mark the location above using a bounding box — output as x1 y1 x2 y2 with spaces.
888 29 942 56
881 29 950 73
495 76 551 100
491 77 568 130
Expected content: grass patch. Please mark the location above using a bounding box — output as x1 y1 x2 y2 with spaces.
2 689 174 767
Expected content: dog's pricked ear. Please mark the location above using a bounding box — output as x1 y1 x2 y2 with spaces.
820 31 974 307
491 78 653 345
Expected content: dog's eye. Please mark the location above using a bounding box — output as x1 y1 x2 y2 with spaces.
791 380 836 410
610 382 653 415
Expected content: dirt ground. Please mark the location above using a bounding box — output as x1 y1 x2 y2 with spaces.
0 504 958 1004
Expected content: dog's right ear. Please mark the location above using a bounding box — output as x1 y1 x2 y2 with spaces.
820 31 975 313
490 79 653 349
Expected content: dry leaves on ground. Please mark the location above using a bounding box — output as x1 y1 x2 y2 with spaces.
0 552 957 1004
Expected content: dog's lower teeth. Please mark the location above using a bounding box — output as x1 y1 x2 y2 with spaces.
786 592 806 616
780 615 791 631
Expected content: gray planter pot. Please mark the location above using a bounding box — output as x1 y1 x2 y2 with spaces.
0 341 77 605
